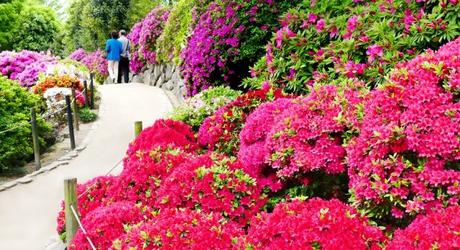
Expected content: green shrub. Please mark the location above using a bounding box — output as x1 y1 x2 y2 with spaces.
0 77 52 173
156 0 212 64
169 86 241 130
78 108 97 123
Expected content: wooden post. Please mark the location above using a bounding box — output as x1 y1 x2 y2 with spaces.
71 89 80 131
65 96 76 150
83 80 89 108
90 73 95 109
134 121 143 137
30 108 41 171
64 178 78 245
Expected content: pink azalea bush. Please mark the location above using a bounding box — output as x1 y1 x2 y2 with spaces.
347 37 460 222
128 6 170 73
387 206 460 249
112 209 243 250
238 98 295 191
156 154 266 225
242 198 386 249
245 0 460 94
80 49 109 83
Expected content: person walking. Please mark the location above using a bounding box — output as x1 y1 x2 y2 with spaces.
105 31 123 84
117 30 131 83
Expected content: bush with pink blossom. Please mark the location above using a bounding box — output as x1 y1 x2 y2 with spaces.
346 37 460 223
245 0 460 94
242 198 386 249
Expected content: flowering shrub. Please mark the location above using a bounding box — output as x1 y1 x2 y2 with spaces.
57 176 117 238
242 198 386 249
125 119 198 161
180 0 297 96
245 0 460 94
156 154 266 225
80 49 109 83
156 0 213 63
113 147 194 207
387 206 460 249
68 48 87 62
198 87 290 155
33 75 84 105
128 6 169 73
112 209 243 250
169 86 241 130
0 50 56 87
346 37 460 223
238 98 295 191
69 202 146 250
266 85 363 179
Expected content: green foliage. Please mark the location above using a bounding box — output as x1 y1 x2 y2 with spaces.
78 108 98 123
12 5 60 52
169 86 241 130
0 0 23 50
0 76 52 173
126 0 162 28
156 0 212 63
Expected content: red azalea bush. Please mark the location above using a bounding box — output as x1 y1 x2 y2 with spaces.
387 205 460 249
180 0 298 96
242 198 386 249
245 0 460 94
125 119 198 162
347 37 460 222
113 147 194 207
57 176 116 238
156 154 266 225
198 86 290 155
69 202 146 250
112 209 243 250
238 98 296 191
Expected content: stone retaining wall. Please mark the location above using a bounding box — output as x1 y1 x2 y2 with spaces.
132 63 186 103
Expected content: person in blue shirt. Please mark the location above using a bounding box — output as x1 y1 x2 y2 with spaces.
105 31 123 84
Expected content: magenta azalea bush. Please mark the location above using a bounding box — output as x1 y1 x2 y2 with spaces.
245 0 460 94
347 37 460 223
180 0 298 96
128 6 170 73
0 50 57 87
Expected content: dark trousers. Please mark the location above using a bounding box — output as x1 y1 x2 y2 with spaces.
118 57 130 83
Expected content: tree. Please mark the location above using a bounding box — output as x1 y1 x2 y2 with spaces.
0 0 23 50
12 5 60 52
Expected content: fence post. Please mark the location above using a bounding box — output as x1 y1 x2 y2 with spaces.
83 80 89 108
30 108 41 171
64 178 78 245
65 95 76 150
134 121 143 137
71 89 80 131
90 73 95 110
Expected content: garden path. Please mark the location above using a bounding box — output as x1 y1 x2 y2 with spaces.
0 83 172 250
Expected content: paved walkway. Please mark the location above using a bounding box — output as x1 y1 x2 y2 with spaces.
0 83 172 250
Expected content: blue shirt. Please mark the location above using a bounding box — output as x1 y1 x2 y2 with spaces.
105 39 123 61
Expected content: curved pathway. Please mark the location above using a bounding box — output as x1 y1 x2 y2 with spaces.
0 83 172 249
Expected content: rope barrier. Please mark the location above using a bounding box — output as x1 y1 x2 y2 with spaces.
77 158 123 199
70 204 96 250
